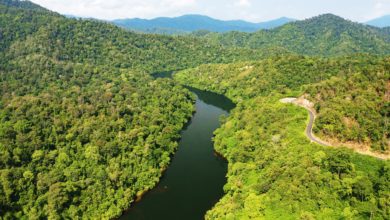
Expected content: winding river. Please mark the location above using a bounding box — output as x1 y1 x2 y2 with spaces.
119 72 235 219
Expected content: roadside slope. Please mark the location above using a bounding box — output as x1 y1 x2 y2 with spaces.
281 98 389 160
174 56 390 219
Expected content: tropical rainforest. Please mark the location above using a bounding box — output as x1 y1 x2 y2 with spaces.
0 0 389 219
175 56 389 219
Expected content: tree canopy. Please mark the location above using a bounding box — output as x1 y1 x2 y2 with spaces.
175 56 390 219
1 0 389 219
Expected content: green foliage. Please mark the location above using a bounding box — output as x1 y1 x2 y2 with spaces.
0 59 195 218
0 2 202 219
175 55 389 152
175 56 390 219
1 1 390 219
200 14 390 56
0 3 266 74
211 97 388 219
0 0 47 11
304 60 389 152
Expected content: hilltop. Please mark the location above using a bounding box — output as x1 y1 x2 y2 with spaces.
112 15 294 34
202 14 390 56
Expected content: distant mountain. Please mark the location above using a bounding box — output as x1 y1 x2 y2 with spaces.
112 15 295 34
258 17 294 29
365 15 390 27
64 14 80 19
202 14 390 56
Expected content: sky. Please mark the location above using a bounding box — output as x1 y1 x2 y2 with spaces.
29 0 390 22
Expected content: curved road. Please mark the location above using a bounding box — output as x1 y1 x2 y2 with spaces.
280 98 330 146
281 98 388 160
302 106 330 146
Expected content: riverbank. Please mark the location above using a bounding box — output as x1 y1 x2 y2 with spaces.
173 62 389 219
119 86 235 220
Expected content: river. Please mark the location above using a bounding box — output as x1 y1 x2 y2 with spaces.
119 72 235 219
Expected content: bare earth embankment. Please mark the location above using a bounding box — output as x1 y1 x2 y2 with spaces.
281 97 389 160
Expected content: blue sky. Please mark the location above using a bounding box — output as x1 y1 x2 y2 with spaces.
30 0 390 22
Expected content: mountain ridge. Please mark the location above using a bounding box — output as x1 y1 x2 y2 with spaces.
1 1 389 220
112 14 295 34
365 14 390 27
201 13 390 56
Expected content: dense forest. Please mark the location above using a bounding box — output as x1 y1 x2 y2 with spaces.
174 56 390 219
0 1 267 74
0 0 389 219
199 14 390 56
0 1 198 219
174 56 389 153
1 62 195 219
305 63 389 152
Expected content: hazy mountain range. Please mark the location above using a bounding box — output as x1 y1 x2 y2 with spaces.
111 15 296 34
1 0 390 219
62 13 390 34
365 15 390 28
112 14 390 34
201 13 390 56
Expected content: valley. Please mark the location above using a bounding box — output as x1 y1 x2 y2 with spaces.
0 1 389 220
120 86 234 220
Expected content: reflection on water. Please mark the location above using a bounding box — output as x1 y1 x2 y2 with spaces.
119 72 234 220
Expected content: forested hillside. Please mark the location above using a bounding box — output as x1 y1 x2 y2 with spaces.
174 56 390 219
201 14 390 56
0 1 261 218
382 27 390 35
1 0 390 219
1 61 195 219
305 66 389 152
175 56 389 153
0 0 46 10
0 1 266 74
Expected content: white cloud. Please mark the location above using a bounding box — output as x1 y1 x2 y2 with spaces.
375 2 383 9
235 0 251 7
29 0 390 22
364 0 390 20
30 0 198 20
164 0 196 7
